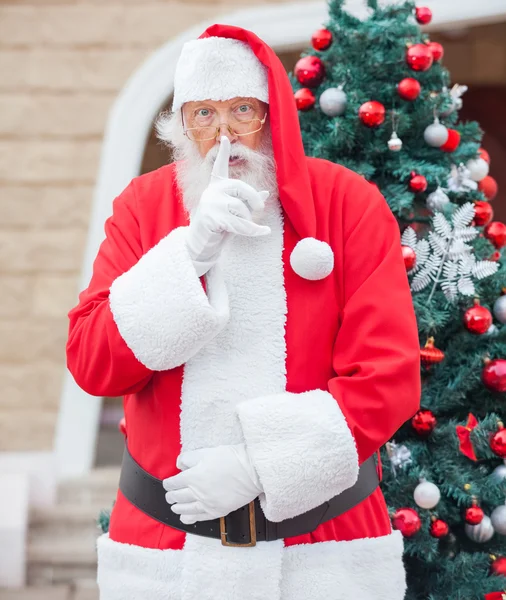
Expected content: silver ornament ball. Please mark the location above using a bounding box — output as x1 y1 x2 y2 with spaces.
492 462 506 482
388 132 403 152
414 480 441 509
319 87 347 117
465 515 495 543
426 186 450 212
491 505 506 535
493 295 506 324
486 323 499 337
424 119 449 148
466 158 489 182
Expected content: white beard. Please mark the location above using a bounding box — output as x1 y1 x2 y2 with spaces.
156 111 278 214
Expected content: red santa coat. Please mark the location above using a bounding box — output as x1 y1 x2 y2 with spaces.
67 25 421 600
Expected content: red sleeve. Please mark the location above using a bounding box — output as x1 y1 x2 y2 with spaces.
329 188 421 464
66 182 153 397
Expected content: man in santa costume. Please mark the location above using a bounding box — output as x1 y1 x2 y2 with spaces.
67 24 421 600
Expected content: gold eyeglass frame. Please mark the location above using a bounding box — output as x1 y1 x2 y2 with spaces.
182 109 268 142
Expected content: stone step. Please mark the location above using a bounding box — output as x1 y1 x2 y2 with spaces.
57 468 119 506
30 503 107 534
0 580 99 600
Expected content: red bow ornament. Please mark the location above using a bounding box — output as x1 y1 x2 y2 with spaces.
485 593 506 600
456 413 478 461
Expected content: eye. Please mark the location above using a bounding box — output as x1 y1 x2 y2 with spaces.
235 104 253 116
196 108 211 118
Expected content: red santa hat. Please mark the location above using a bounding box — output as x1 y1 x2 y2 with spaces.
172 25 335 280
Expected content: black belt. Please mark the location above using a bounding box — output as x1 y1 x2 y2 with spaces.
119 445 379 547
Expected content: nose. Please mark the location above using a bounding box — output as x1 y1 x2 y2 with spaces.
217 122 237 143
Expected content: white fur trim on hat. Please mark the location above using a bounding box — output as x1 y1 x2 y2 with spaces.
290 238 334 281
172 37 269 111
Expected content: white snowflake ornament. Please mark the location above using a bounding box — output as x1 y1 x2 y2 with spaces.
290 238 334 281
402 203 498 302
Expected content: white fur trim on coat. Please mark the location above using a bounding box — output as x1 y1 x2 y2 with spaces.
172 37 269 111
97 530 406 600
237 389 360 522
290 237 334 281
109 226 229 371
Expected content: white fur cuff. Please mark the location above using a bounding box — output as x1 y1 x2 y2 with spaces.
109 227 229 371
237 389 360 522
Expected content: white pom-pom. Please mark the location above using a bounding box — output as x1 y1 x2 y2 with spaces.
290 238 334 281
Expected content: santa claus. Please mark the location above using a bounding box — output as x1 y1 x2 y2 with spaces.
67 24 421 600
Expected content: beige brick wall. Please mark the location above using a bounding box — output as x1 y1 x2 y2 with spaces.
0 0 504 454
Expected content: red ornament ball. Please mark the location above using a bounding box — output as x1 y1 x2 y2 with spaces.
294 56 325 88
490 250 502 262
397 77 421 101
420 338 445 366
479 176 498 201
412 409 437 437
485 222 506 249
311 29 333 51
465 505 484 525
392 508 421 537
118 417 127 437
402 245 417 271
490 556 506 576
479 148 491 164
430 518 449 538
358 101 386 127
294 88 316 111
427 41 444 61
406 43 434 72
483 359 506 392
415 6 433 24
409 172 428 193
463 300 493 335
491 428 506 458
474 201 494 227
440 129 461 153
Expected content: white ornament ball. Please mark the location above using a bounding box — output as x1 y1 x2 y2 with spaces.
492 462 506 482
424 119 449 148
466 158 489 182
465 515 495 543
426 186 450 212
493 295 506 324
486 324 499 337
319 87 347 117
290 238 334 281
388 132 403 152
491 505 506 535
414 480 441 509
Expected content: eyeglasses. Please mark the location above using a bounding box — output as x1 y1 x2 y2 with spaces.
183 113 268 142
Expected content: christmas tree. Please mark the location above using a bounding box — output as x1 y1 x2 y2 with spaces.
292 1 506 598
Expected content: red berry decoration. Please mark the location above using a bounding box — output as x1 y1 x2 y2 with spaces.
402 245 417 271
406 43 434 72
440 129 461 153
479 176 498 201
491 424 506 458
420 337 445 367
430 518 449 538
426 41 444 61
392 508 421 537
294 88 316 111
294 56 325 88
397 77 421 101
409 171 428 193
483 358 506 392
463 299 493 335
415 6 433 24
474 201 494 227
490 250 502 262
412 409 437 437
465 505 484 525
358 101 386 127
119 416 127 437
485 222 506 249
490 556 506 576
311 28 333 51
479 148 491 164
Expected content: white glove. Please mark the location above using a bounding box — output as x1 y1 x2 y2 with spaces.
185 137 271 277
162 444 263 525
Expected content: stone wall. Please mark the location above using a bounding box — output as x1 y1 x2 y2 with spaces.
0 0 505 453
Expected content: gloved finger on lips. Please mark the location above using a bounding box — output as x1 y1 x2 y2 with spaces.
170 501 205 516
211 136 231 181
165 488 196 505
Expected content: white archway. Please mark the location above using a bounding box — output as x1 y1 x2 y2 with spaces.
55 0 506 479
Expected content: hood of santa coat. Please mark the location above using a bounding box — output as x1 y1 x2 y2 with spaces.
199 25 316 241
